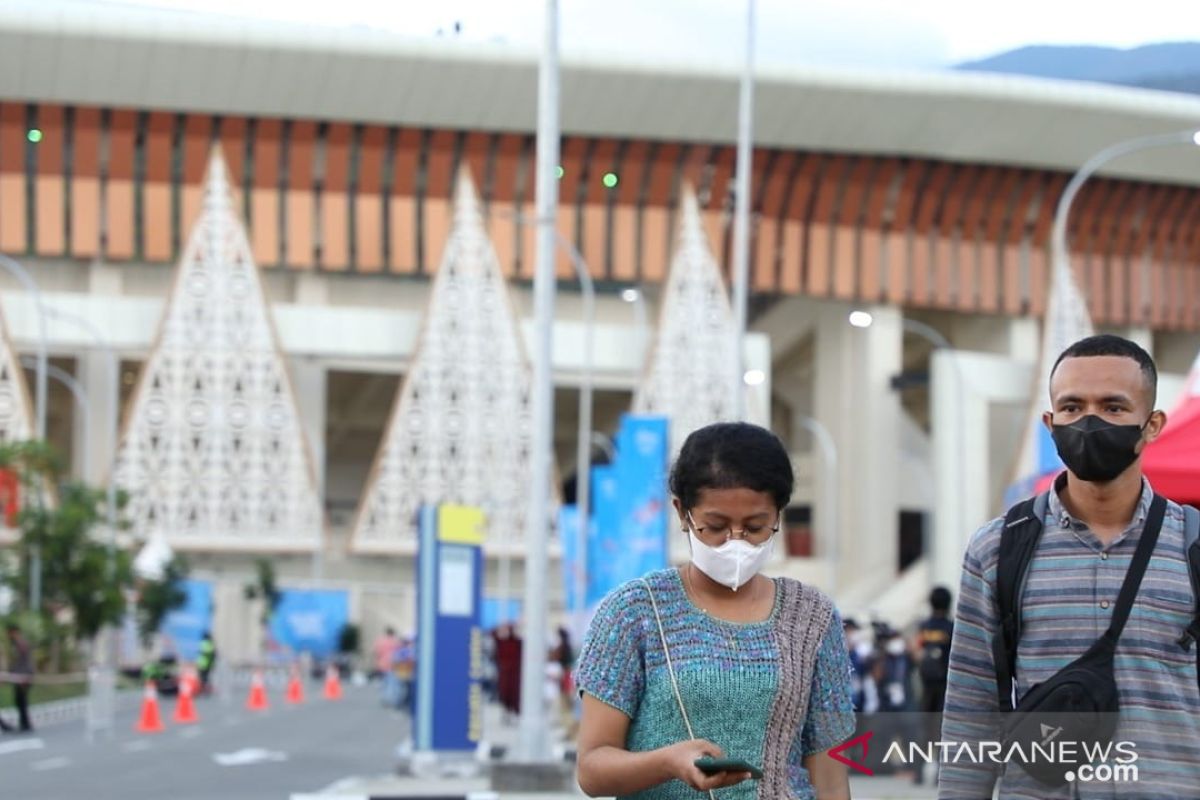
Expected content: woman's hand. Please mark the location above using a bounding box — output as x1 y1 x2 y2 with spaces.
662 739 754 792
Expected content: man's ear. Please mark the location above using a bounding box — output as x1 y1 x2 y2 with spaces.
1139 409 1169 450
1042 409 1054 433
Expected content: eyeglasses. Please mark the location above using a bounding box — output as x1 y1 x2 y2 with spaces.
686 511 780 544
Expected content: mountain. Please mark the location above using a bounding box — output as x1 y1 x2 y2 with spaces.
956 42 1200 96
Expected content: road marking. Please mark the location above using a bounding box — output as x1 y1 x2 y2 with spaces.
213 747 288 766
31 756 70 771
122 740 153 753
0 738 45 756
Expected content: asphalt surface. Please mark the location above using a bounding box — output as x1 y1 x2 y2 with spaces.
0 680 407 800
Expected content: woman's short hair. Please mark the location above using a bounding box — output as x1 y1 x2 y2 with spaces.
668 422 794 511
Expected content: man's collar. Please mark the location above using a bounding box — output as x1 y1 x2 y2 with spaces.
1046 471 1153 529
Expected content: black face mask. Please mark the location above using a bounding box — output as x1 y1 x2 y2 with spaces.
1050 414 1148 483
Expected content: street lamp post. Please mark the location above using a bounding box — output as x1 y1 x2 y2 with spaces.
730 0 756 421
517 0 559 764
19 357 90 479
1053 129 1200 281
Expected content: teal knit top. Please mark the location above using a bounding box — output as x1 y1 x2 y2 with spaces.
575 568 855 799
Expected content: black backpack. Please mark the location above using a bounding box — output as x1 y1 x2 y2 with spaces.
991 491 1200 787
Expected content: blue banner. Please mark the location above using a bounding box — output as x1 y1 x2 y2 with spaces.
586 415 670 607
559 504 598 613
161 579 212 661
268 589 350 659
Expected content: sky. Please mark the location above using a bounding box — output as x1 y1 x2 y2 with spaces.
108 0 1200 70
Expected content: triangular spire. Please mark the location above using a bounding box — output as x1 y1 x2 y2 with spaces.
633 184 738 456
353 168 549 552
112 148 323 550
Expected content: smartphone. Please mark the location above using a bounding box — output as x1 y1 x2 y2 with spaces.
694 756 764 780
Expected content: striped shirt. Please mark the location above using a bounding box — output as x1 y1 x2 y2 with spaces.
940 479 1200 799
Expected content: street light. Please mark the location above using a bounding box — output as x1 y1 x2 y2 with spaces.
730 0 757 422
18 357 89 478
1053 129 1200 281
849 312 966 593
620 286 649 364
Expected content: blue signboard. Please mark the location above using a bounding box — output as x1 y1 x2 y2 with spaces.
268 589 349 659
584 414 670 608
415 505 485 753
161 579 213 661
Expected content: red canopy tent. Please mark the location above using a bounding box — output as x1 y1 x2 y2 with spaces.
1143 365 1200 506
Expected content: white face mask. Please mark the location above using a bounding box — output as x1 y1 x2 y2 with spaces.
688 530 774 591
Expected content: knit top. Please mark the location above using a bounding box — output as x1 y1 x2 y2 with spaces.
575 568 855 799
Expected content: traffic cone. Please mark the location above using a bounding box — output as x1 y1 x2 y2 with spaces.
135 681 165 733
173 675 199 724
245 670 269 711
323 664 343 701
179 665 199 698
285 665 305 705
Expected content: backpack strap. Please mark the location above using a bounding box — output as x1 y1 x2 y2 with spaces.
992 492 1050 712
1178 505 1200 698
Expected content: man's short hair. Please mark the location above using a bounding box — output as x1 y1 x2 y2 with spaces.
1050 334 1158 408
929 586 952 611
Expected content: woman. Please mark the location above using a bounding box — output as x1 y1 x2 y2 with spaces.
575 422 855 799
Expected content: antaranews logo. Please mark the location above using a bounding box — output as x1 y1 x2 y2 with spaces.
827 730 1140 784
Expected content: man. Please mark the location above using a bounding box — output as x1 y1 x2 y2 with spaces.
940 335 1200 798
1 623 33 733
196 631 216 695
916 587 954 714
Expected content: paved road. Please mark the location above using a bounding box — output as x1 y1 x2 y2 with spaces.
0 681 408 800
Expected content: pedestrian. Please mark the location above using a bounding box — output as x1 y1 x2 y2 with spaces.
872 625 918 781
915 587 953 715
915 586 953 786
1 622 33 733
493 623 522 719
196 631 217 696
575 422 856 799
940 334 1200 798
372 626 399 682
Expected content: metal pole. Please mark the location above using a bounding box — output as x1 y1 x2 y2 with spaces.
730 0 756 421
1053 130 1200 282
0 254 48 614
516 0 558 763
19 357 89 478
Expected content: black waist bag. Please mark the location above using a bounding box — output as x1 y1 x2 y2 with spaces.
993 494 1166 788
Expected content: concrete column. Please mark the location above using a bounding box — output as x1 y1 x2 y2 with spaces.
814 303 903 601
72 350 117 484
290 360 327 575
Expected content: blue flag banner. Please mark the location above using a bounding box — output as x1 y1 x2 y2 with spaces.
586 414 670 607
268 589 350 659
161 579 213 661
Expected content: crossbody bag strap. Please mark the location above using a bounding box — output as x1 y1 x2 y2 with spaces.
640 577 716 800
1102 494 1167 645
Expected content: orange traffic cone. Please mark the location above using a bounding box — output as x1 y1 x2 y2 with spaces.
135 681 165 733
323 664 343 701
173 675 199 724
285 665 305 705
245 670 269 711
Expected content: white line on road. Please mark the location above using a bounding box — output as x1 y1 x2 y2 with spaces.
213 747 288 766
30 756 71 771
122 740 153 753
0 738 45 756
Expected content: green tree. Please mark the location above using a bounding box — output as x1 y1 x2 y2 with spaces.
243 557 281 626
0 440 133 654
136 555 190 645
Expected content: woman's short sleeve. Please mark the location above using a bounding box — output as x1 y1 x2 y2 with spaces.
573 582 648 719
799 607 857 756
